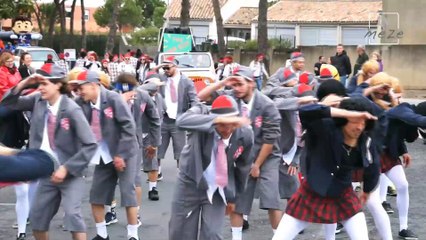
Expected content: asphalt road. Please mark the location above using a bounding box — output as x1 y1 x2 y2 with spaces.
0 98 425 240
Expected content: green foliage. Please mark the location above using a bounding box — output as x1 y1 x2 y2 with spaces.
38 3 57 28
243 40 259 51
227 41 245 49
129 27 160 46
153 6 166 28
227 39 292 51
0 0 34 19
268 38 293 50
94 0 144 28
136 0 166 27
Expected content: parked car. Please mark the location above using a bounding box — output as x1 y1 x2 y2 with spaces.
13 46 59 69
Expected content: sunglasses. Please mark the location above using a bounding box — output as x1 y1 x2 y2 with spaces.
125 58 130 60
162 67 171 71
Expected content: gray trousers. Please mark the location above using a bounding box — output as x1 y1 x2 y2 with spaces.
169 174 226 240
158 115 186 160
30 177 86 232
141 136 159 172
235 157 282 215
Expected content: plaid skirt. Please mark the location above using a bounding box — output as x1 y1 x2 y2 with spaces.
380 152 401 173
285 181 362 223
352 169 364 182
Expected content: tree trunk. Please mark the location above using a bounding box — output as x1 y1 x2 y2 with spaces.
105 0 121 54
69 0 77 36
212 0 226 57
34 3 44 35
180 0 190 27
55 0 66 51
257 0 269 70
81 0 87 49
47 4 58 48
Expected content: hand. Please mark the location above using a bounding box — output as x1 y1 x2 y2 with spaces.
215 116 251 128
225 203 235 215
121 91 135 103
298 96 318 105
287 165 298 176
51 166 68 184
372 83 391 93
145 145 157 160
359 192 370 206
113 156 126 172
320 94 345 107
24 74 45 86
250 164 260 178
402 153 412 168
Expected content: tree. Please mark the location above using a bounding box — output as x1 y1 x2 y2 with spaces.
81 0 87 49
94 0 144 30
0 0 34 20
258 0 269 68
180 0 191 27
69 0 77 36
105 0 121 54
153 6 166 28
212 0 226 57
135 0 166 27
54 0 66 51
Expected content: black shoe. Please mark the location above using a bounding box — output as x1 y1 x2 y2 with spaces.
382 201 394 214
387 186 397 197
105 211 118 225
335 222 344 234
92 235 109 240
157 172 163 181
16 233 26 240
148 187 160 201
298 230 304 234
242 219 249 230
128 238 138 240
399 229 418 240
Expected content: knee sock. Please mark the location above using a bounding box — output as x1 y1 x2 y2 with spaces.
149 181 157 191
387 165 409 231
127 224 139 239
96 221 108 238
158 166 162 174
15 184 29 234
231 227 243 240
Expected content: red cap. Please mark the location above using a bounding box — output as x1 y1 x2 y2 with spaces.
59 53 64 59
320 68 333 78
211 95 239 116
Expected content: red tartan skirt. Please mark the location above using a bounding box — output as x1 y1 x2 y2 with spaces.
285 181 362 223
380 152 401 173
352 169 364 182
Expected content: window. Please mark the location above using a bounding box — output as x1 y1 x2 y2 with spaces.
342 27 370 45
84 10 89 21
64 8 89 20
300 27 337 46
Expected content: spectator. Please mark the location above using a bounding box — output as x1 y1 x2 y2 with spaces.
74 48 87 68
18 52 34 79
118 53 136 76
314 56 325 76
101 59 110 75
0 51 21 99
332 44 351 87
83 51 101 71
108 54 119 83
44 54 54 64
57 53 69 74
353 45 369 75
136 54 153 84
371 51 384 72
249 53 269 90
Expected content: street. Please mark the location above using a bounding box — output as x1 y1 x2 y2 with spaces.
1 138 426 240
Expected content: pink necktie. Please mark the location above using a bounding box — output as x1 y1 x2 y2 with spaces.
296 113 304 147
91 108 102 142
47 110 56 150
216 139 228 188
169 78 177 103
241 104 249 118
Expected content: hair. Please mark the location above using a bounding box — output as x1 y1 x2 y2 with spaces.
0 51 13 66
319 56 323 60
99 72 111 89
369 72 400 110
49 77 70 95
316 79 347 101
12 16 32 26
116 73 138 86
255 53 264 61
356 60 380 85
19 52 31 66
334 97 375 131
371 51 382 61
337 43 344 47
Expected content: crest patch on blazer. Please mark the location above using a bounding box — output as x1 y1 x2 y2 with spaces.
104 107 114 119
255 116 263 128
60 118 70 130
140 103 146 113
233 146 244 159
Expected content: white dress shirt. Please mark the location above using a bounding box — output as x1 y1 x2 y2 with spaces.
203 133 231 205
40 95 62 160
89 91 113 165
164 72 180 119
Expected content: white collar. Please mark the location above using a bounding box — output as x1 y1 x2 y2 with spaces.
47 95 62 116
90 87 101 110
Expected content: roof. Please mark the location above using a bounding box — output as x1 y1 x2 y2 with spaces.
165 0 228 21
264 0 382 24
225 7 258 26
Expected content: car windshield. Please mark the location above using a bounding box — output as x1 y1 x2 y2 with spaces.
27 50 59 62
162 53 211 68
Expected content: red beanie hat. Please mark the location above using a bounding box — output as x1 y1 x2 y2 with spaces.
211 95 239 117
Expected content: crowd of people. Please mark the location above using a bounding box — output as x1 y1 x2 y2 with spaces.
0 43 424 240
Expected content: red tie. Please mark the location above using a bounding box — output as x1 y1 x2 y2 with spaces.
91 108 102 142
47 110 56 150
216 139 228 188
169 78 177 103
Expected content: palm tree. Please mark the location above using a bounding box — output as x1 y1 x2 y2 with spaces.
212 0 226 57
105 0 122 54
180 0 190 27
81 0 87 49
69 0 77 36
257 0 269 69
